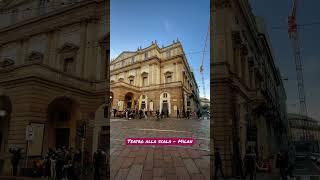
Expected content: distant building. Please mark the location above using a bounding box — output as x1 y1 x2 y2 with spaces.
110 41 200 116
288 113 320 152
200 97 210 112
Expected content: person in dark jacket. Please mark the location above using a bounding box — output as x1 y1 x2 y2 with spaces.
214 148 225 179
93 148 106 180
9 147 22 176
186 110 190 119
73 149 82 180
244 147 256 180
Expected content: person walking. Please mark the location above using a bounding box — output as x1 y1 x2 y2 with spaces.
244 147 256 180
93 148 105 180
55 147 64 180
50 153 57 180
83 149 91 175
73 149 82 180
287 146 296 179
186 110 190 119
9 147 22 176
279 150 288 180
43 154 51 178
214 147 225 179
113 109 117 117
177 109 180 118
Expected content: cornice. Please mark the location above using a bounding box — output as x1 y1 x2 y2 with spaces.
213 0 232 9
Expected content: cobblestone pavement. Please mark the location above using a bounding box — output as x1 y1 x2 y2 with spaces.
110 117 210 180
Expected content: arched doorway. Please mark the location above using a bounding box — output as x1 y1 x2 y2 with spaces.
160 92 171 115
125 92 134 109
46 97 80 150
139 94 148 110
0 95 12 153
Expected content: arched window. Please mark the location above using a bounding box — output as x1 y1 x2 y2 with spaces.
144 52 148 59
141 72 148 86
163 93 167 98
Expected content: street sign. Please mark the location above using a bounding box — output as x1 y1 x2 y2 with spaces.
26 125 33 141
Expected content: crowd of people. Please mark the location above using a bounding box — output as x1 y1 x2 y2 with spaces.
213 146 296 180
9 146 108 180
112 108 202 120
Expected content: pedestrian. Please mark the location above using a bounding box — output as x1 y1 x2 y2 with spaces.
93 148 105 180
166 110 169 118
84 149 91 175
113 109 117 117
9 147 22 176
177 109 180 118
279 150 287 180
55 147 64 180
287 146 296 179
43 154 51 178
186 110 190 119
244 146 256 180
50 153 57 180
73 149 82 180
214 147 225 179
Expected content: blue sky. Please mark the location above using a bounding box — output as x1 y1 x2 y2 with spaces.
251 1 320 120
110 0 210 99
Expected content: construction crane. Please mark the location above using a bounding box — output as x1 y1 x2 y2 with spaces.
288 0 308 140
200 22 210 98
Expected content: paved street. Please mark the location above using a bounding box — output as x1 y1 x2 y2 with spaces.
293 158 320 180
110 117 210 180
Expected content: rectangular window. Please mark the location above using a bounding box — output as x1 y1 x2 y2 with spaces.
63 58 73 73
166 75 172 83
129 79 134 85
131 56 135 63
166 51 171 58
143 77 148 86
144 52 148 59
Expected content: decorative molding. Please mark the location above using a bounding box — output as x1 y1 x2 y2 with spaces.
58 43 79 54
213 0 232 9
26 51 44 62
0 58 14 67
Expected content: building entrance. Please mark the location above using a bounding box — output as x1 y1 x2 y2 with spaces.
55 128 70 148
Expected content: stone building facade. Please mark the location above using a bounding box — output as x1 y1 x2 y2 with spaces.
288 113 320 152
0 0 109 175
110 41 200 117
212 0 288 176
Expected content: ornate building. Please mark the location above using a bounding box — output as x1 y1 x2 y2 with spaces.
0 0 109 175
212 0 288 176
288 113 320 152
110 41 200 117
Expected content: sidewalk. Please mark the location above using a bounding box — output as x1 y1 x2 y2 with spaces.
226 172 280 180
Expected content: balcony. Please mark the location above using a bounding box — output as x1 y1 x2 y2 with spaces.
0 62 106 93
